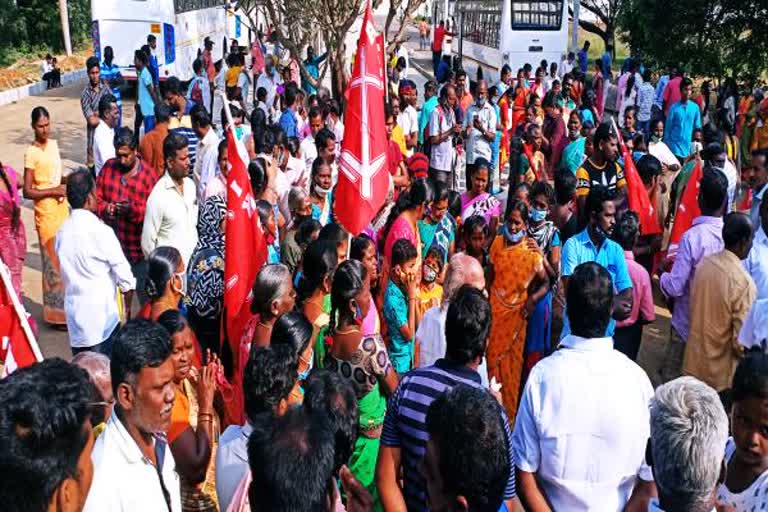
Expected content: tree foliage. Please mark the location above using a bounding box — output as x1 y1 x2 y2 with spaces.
0 0 91 64
570 0 622 53
619 0 768 80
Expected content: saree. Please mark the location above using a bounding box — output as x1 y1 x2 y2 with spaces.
560 137 586 174
0 166 26 297
347 382 387 512
24 140 68 325
460 192 501 225
311 295 331 369
418 213 455 263
511 85 529 132
487 236 542 421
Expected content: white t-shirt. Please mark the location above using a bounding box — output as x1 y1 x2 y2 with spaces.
717 438 768 510
463 101 497 165
398 105 419 157
93 120 115 177
429 105 455 172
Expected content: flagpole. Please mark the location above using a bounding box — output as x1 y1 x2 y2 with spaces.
0 261 42 369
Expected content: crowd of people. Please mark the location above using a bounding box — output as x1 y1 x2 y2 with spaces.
1 20 768 512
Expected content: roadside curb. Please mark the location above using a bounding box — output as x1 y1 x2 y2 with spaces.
0 69 87 107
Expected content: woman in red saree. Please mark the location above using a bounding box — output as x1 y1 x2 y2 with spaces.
511 70 530 133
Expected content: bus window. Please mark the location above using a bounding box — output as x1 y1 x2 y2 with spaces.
510 0 563 31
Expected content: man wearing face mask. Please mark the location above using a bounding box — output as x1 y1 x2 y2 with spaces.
559 185 633 340
84 320 181 512
97 127 161 307
463 80 498 191
56 169 136 356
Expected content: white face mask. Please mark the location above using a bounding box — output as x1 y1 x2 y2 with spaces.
173 271 187 296
315 184 331 197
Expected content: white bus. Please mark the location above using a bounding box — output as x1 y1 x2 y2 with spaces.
455 0 568 81
91 0 250 82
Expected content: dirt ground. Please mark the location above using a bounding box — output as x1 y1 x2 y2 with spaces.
0 49 89 91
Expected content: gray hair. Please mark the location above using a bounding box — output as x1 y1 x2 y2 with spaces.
288 187 307 213
442 253 485 308
72 351 111 395
251 263 292 318
650 377 728 511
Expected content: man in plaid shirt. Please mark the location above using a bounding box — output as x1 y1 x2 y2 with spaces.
96 127 161 309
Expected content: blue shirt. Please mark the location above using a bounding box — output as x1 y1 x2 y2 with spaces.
148 52 160 86
418 96 438 144
100 62 122 109
383 279 412 373
654 75 670 108
578 49 588 73
302 53 327 94
279 107 298 138
560 227 632 338
601 51 612 77
137 67 155 117
664 100 702 158
381 359 517 512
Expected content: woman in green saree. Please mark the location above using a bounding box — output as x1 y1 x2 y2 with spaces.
418 180 456 267
326 259 399 509
298 239 338 369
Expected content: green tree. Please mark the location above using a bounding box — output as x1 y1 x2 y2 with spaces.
619 0 768 79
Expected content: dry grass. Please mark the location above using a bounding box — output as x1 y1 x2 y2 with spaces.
0 48 90 91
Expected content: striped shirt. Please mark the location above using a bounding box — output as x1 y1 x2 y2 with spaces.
100 62 122 110
169 103 198 170
381 359 516 511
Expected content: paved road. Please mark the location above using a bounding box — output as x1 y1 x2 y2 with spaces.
2 82 137 360
2 43 671 384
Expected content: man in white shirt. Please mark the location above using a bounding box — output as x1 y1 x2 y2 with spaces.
256 56 282 115
216 343 294 511
93 94 119 176
55 169 135 356
744 197 768 300
300 107 324 173
647 377 728 512
142 132 199 265
703 143 738 212
398 80 419 157
84 320 181 512
191 105 220 199
463 80 497 183
429 84 459 184
513 261 656 511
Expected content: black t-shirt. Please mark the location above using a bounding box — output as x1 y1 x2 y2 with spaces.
559 213 580 245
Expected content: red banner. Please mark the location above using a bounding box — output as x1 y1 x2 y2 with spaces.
334 1 390 235
0 262 42 376
668 159 703 259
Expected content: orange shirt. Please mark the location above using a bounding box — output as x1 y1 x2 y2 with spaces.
139 123 169 173
168 382 190 443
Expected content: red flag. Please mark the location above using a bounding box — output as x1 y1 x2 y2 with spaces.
0 262 42 376
668 159 703 259
613 120 661 236
224 128 267 358
335 1 389 235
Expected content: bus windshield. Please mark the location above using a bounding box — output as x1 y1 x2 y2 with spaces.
510 0 564 31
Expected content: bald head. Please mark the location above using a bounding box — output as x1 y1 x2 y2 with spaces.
442 253 486 306
476 80 488 101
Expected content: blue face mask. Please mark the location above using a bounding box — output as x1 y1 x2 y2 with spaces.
502 224 525 244
298 351 314 381
529 207 548 223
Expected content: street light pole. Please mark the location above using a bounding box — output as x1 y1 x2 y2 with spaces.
59 0 73 57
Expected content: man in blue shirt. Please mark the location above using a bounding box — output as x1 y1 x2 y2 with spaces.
279 86 299 138
146 34 160 86
578 41 590 74
302 46 327 95
664 77 702 161
601 45 613 79
418 80 438 146
100 46 124 127
560 185 633 338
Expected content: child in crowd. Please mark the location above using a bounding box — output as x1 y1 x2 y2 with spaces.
419 246 444 319
383 238 420 373
621 106 639 142
716 352 768 507
318 222 349 264
256 199 280 263
461 214 490 270
612 211 655 361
